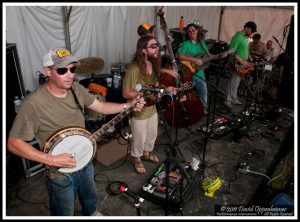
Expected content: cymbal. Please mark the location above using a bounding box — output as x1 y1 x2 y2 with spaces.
76 57 104 74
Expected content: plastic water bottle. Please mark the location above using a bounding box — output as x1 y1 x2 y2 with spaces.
179 16 184 31
113 74 121 88
14 96 22 113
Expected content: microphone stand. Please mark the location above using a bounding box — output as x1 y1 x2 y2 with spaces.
273 37 292 63
119 184 144 216
156 93 189 216
196 76 224 175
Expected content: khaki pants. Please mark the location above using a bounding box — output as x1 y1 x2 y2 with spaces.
130 112 158 157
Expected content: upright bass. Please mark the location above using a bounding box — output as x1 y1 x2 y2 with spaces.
157 8 204 127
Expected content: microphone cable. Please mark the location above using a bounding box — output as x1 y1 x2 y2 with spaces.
107 181 127 195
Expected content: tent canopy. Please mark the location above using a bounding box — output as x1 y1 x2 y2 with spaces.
5 4 295 92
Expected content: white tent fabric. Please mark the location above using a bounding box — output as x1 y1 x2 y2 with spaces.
220 6 294 56
5 4 294 92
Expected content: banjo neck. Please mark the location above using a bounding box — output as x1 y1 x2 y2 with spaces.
89 97 142 141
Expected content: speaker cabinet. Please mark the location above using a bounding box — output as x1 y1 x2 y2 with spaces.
6 43 26 135
6 43 26 192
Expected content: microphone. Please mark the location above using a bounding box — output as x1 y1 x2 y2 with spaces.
272 35 280 44
135 84 165 93
119 185 144 202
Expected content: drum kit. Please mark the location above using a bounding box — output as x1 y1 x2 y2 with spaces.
75 57 128 123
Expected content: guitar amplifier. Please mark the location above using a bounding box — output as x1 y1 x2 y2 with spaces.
169 28 186 54
211 41 228 54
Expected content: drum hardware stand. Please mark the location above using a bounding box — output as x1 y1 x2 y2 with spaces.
156 94 190 216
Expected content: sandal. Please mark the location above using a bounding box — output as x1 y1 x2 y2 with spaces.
134 161 146 174
141 152 159 163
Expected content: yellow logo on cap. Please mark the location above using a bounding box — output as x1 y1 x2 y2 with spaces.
56 49 71 58
142 22 152 31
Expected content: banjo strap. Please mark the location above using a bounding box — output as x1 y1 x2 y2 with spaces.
70 87 93 131
70 87 84 114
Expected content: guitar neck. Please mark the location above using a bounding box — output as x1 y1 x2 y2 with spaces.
90 98 141 141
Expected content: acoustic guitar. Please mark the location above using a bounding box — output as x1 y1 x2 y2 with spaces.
181 49 235 73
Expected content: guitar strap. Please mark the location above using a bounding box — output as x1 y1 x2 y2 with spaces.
200 41 210 56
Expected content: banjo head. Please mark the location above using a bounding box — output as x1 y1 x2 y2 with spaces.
44 126 96 174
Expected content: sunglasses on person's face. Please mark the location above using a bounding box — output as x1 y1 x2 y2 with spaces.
146 43 159 49
54 66 76 75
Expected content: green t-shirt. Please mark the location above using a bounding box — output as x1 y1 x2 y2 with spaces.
178 39 209 80
122 62 157 120
9 81 95 148
228 32 250 63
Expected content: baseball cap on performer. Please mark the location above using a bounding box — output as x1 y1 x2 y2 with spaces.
43 47 79 68
137 22 156 36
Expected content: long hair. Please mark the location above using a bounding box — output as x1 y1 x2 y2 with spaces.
133 35 161 75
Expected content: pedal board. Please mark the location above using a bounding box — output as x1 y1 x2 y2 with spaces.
200 117 245 138
200 117 231 138
138 161 197 209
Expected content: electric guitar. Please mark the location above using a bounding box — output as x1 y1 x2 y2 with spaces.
181 49 235 73
232 61 255 77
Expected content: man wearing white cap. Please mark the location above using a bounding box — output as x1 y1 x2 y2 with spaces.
7 47 145 216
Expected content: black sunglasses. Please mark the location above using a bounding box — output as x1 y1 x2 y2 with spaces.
54 66 76 75
146 44 159 49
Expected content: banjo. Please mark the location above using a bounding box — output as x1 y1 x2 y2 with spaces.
43 97 143 175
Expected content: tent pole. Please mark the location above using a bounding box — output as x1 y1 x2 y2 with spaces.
217 6 225 42
62 6 72 52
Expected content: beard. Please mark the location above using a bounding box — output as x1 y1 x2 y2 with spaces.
148 53 162 74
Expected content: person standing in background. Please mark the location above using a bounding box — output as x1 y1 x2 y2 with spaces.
249 33 268 60
223 21 257 109
265 40 277 63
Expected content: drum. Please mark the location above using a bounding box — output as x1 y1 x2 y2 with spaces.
85 92 106 121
